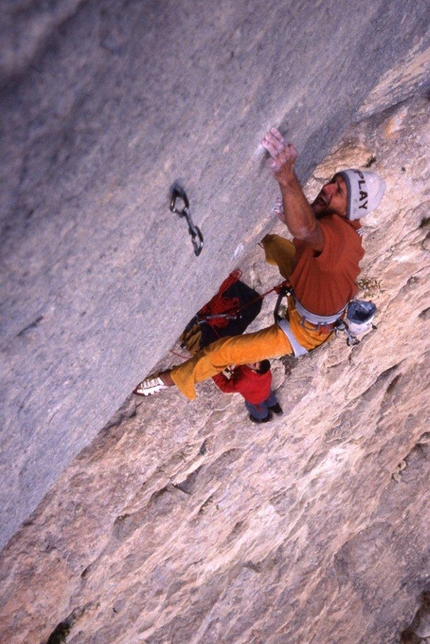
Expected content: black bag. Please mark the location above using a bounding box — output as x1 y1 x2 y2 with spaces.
181 272 262 353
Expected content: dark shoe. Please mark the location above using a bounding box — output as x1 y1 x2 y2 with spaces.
249 410 273 424
268 403 283 415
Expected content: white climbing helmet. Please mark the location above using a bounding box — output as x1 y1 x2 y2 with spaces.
338 169 386 220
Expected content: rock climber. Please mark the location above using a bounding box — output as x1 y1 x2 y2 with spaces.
212 360 283 424
134 127 385 399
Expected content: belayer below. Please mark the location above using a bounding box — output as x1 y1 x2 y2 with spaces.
213 360 283 424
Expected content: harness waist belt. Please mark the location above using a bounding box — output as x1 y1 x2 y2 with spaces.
294 298 346 326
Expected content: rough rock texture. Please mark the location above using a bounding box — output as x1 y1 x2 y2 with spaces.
0 96 429 644
1 0 430 550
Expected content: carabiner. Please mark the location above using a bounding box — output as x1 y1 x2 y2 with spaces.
170 184 204 256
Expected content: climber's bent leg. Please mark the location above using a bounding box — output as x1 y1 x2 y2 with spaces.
262 234 296 280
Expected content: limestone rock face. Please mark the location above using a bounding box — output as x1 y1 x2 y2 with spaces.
1 0 429 550
0 96 428 644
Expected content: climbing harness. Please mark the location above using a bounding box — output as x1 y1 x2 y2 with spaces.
170 184 204 256
294 298 347 328
273 284 377 355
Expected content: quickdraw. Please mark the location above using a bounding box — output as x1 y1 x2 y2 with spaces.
273 283 293 322
170 183 204 256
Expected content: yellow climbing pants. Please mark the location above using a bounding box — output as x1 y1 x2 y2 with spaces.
170 234 332 399
262 233 296 280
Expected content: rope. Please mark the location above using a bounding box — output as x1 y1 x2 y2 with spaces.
197 277 287 327
169 348 191 360
198 269 243 328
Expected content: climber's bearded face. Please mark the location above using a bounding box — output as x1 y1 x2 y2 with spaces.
312 175 348 218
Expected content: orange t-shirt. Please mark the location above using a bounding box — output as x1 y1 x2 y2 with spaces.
289 215 364 316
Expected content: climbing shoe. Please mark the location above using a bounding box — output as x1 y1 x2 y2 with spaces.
133 376 167 396
268 403 283 415
249 411 273 424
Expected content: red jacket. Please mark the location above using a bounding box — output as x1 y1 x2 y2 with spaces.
212 365 272 405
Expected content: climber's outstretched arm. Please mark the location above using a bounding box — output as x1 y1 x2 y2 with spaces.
262 128 324 252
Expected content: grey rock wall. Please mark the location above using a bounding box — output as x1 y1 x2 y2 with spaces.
1 0 429 550
0 95 428 644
